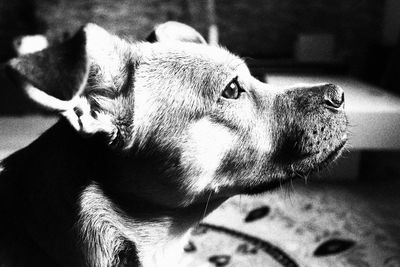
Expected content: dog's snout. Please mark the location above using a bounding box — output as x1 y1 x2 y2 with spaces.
323 84 344 110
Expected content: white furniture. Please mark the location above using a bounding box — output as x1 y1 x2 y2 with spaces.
0 116 57 160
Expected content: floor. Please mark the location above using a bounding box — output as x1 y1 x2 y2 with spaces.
311 180 400 246
184 180 400 266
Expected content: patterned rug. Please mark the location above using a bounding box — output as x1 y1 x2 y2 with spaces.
179 182 400 266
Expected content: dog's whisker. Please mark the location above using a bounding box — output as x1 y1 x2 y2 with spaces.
280 178 293 202
201 190 213 221
290 178 294 190
240 56 255 62
239 194 242 213
286 183 294 203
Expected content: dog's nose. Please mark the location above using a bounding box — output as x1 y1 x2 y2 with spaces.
323 84 344 110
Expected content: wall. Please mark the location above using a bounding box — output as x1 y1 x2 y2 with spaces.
382 0 400 46
35 0 209 44
0 0 385 60
217 0 383 60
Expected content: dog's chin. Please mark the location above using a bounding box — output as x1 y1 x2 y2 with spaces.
307 140 347 170
240 140 347 196
288 139 347 174
240 179 292 195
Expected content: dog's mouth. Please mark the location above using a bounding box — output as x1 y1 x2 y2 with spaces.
302 139 346 163
240 177 292 195
289 138 347 175
318 140 347 165
239 139 347 196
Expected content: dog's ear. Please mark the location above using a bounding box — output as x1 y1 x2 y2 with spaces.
6 24 130 139
146 21 206 44
6 28 88 106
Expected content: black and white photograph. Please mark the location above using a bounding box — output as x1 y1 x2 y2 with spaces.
0 0 399 266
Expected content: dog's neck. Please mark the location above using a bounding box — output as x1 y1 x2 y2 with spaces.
1 119 225 266
79 182 222 266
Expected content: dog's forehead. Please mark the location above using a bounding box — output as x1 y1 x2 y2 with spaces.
136 42 248 97
142 42 243 68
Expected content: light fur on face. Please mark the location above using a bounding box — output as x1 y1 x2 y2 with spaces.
181 118 237 193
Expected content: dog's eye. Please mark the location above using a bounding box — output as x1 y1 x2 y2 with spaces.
222 79 244 99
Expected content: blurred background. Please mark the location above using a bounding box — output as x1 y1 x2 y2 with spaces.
0 0 398 83
0 0 400 265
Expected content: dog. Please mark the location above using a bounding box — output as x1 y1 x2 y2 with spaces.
0 22 347 266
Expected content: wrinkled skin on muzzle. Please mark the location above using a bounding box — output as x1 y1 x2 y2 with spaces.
271 84 347 173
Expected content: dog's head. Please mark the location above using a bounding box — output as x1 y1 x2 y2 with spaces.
6 23 347 208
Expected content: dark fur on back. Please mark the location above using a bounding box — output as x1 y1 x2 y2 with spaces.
0 120 99 266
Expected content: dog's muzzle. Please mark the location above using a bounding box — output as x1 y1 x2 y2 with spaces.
271 83 348 174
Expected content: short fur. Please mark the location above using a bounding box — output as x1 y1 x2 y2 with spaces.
0 22 347 266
